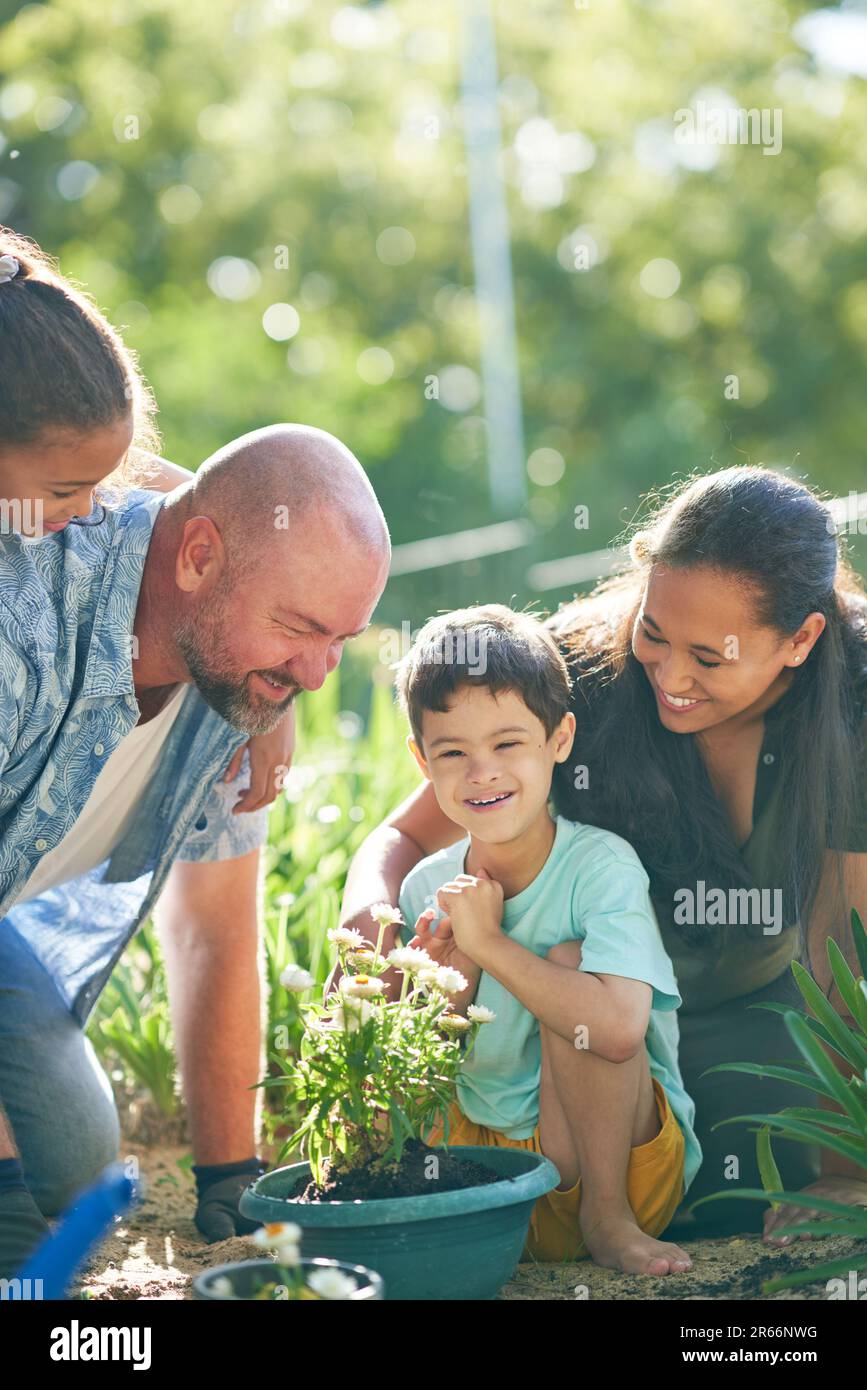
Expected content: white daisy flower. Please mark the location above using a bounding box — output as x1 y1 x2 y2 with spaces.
439 1012 472 1034
306 1267 359 1300
418 964 468 995
252 1221 303 1251
467 1004 496 1024
436 966 469 995
340 974 384 1000
327 926 366 951
345 947 377 969
386 945 433 975
280 963 315 993
330 999 374 1032
370 902 403 928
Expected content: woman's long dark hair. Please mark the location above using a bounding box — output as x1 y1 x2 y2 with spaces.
548 466 867 961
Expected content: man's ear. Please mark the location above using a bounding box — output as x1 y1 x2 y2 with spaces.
175 515 226 595
406 734 432 781
552 710 576 764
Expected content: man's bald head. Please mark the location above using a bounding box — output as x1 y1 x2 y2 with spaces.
153 423 392 735
186 423 390 575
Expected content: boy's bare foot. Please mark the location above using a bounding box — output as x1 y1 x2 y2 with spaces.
581 1208 693 1275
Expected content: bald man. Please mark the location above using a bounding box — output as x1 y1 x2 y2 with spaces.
0 424 390 1276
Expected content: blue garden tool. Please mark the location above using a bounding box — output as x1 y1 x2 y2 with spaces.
14 1163 139 1299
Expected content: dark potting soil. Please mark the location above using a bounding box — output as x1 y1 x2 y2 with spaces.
294 1139 503 1202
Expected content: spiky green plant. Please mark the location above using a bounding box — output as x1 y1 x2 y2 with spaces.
691 910 867 1293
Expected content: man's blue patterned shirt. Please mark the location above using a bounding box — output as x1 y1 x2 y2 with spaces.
0 489 269 1025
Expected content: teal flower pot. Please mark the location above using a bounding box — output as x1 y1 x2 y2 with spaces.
194 1256 383 1301
239 1146 560 1300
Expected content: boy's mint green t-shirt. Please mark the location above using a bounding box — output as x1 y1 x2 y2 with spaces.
398 814 701 1194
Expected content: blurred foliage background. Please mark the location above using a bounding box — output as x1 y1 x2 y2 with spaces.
2 0 866 649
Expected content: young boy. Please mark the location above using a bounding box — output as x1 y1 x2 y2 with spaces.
393 604 700 1275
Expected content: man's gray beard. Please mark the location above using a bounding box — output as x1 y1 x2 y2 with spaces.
175 620 296 737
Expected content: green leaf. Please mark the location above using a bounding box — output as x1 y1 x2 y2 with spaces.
784 1010 867 1127
790 959 867 1073
763 1215 867 1239
385 1102 413 1164
689 1186 867 1217
698 1060 838 1102
827 937 867 1033
756 1127 783 1211
851 910 867 982
763 1250 867 1295
747 1000 839 1053
773 1106 863 1135
710 1111 867 1166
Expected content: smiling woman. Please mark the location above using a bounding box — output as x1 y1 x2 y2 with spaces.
549 467 866 968
543 465 867 1230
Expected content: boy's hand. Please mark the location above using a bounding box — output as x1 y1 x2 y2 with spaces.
223 705 296 813
435 868 504 961
409 907 481 985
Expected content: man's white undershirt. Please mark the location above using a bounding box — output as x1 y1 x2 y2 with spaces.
16 683 189 904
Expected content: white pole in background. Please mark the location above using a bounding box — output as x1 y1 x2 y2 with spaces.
460 0 527 517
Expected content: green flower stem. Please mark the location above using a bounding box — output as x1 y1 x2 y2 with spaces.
412 989 446 1053
373 919 387 963
275 1262 305 1299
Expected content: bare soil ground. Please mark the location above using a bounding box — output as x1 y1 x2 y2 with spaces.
71 1135 866 1301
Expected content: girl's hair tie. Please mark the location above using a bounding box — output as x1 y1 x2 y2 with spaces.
0 254 21 284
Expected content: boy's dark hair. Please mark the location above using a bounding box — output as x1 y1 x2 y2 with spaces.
395 603 573 751
0 225 160 486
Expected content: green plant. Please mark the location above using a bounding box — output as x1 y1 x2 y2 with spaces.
260 905 495 1187
261 672 421 1078
691 910 867 1293
86 924 178 1116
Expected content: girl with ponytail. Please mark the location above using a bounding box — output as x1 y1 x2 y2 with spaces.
0 226 185 534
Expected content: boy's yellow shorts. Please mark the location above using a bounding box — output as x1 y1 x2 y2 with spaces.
424 1077 685 1263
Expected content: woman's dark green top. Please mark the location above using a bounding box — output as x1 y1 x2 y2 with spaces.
553 677 867 1016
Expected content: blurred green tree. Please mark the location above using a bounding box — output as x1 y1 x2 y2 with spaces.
1 0 864 629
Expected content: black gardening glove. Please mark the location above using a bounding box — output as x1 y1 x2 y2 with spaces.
192 1157 267 1243
0 1161 51 1279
